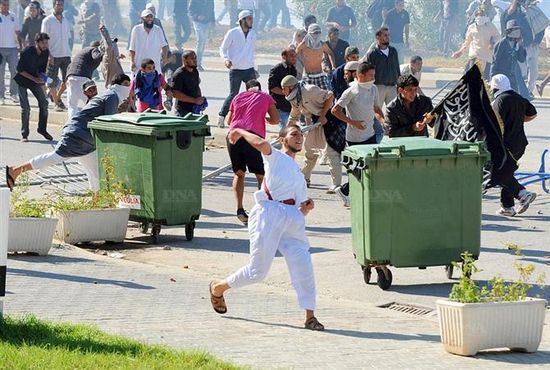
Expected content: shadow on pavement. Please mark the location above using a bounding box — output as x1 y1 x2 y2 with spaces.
475 350 550 364
481 223 543 233
7 268 155 290
481 246 547 258
222 316 440 342
306 225 351 234
389 282 454 298
9 253 96 264
0 136 58 145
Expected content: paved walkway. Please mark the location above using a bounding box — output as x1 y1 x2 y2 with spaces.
3 243 549 369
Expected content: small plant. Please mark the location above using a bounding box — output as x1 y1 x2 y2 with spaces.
51 154 128 212
9 174 49 218
450 248 546 304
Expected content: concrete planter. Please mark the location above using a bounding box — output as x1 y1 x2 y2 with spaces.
8 217 59 256
436 298 547 356
54 208 130 244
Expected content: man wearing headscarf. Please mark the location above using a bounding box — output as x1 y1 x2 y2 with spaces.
296 23 336 90
490 74 537 217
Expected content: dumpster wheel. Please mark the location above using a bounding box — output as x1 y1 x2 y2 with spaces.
445 264 454 279
140 222 149 234
376 266 393 290
185 221 195 241
151 223 161 244
362 266 372 284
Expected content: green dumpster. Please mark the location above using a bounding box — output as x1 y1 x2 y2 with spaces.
342 137 488 290
89 112 211 243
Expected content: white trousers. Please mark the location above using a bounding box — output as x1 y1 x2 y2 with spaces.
67 75 91 118
376 85 398 109
29 150 100 191
526 44 539 94
301 126 342 188
227 195 317 311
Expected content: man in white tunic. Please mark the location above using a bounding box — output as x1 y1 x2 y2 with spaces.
209 124 324 331
129 8 168 74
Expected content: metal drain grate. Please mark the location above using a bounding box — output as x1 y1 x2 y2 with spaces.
378 302 434 316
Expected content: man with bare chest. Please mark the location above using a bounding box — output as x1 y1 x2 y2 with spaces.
296 23 336 90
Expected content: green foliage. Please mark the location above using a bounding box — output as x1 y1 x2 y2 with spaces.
0 315 240 369
450 249 547 304
51 154 129 212
9 175 49 218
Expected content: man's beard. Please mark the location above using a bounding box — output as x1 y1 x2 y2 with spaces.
287 145 301 153
54 10 63 16
144 21 154 29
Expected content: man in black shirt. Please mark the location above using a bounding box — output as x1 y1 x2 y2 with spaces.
189 0 215 71
170 50 205 117
323 27 349 71
385 74 434 137
268 48 297 129
383 0 410 63
490 74 538 217
324 0 357 42
14 32 52 142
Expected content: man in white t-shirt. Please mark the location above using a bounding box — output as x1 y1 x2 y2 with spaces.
209 124 325 332
0 0 21 105
129 9 168 74
331 62 384 206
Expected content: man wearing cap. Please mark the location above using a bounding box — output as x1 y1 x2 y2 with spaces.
364 27 400 109
82 80 97 103
385 74 434 138
218 9 257 128
14 32 52 142
99 24 124 88
296 23 336 90
189 0 215 72
66 38 105 118
129 8 169 75
491 20 527 93
490 73 537 217
330 46 360 100
332 62 384 206
144 2 168 44
268 48 298 129
282 75 343 192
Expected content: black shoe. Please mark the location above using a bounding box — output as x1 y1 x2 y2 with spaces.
237 208 249 225
38 130 53 141
21 137 28 142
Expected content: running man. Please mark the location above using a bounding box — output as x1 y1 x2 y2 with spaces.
209 124 325 331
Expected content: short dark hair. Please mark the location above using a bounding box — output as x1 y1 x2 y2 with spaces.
304 14 317 27
279 123 301 138
345 46 360 58
357 62 375 75
410 55 423 63
281 47 296 58
328 27 339 35
140 58 155 69
111 73 131 85
375 27 389 38
35 32 50 42
397 74 419 89
53 0 64 5
182 50 196 59
245 79 261 91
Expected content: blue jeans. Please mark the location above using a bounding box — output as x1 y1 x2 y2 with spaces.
278 109 290 129
193 21 212 67
219 68 256 117
19 84 49 138
515 63 531 100
175 12 191 47
374 119 384 143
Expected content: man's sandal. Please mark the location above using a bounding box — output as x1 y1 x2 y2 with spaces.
304 317 325 331
209 281 227 314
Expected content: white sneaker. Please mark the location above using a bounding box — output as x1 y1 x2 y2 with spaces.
335 186 350 207
497 207 517 217
217 115 226 128
517 190 536 214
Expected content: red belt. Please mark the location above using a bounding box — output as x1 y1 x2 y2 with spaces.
263 184 296 205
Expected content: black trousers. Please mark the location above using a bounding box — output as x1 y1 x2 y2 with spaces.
341 135 378 196
19 83 48 138
500 149 525 208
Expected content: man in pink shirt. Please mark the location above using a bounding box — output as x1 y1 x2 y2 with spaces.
227 79 279 225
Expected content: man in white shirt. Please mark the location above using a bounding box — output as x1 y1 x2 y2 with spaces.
41 0 72 112
209 124 325 332
129 9 169 75
0 0 21 105
331 62 384 206
218 10 257 128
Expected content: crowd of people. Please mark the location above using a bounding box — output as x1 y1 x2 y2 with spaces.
1 0 548 330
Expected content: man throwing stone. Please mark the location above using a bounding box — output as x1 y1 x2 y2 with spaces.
209 124 324 331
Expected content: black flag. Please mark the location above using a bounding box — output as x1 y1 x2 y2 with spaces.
432 65 516 188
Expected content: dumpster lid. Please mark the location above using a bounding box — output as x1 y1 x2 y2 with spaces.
94 111 208 128
343 137 486 161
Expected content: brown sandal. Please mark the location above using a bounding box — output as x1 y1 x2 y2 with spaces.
305 317 325 331
209 281 227 314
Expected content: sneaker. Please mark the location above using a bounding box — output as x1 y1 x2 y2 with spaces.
10 95 19 104
517 190 536 214
21 137 28 142
335 186 351 207
237 208 249 225
326 186 337 194
305 179 311 188
217 115 226 128
497 207 516 217
37 130 54 141
57 101 67 110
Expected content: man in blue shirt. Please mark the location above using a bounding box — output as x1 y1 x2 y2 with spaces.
5 74 131 192
325 0 357 42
